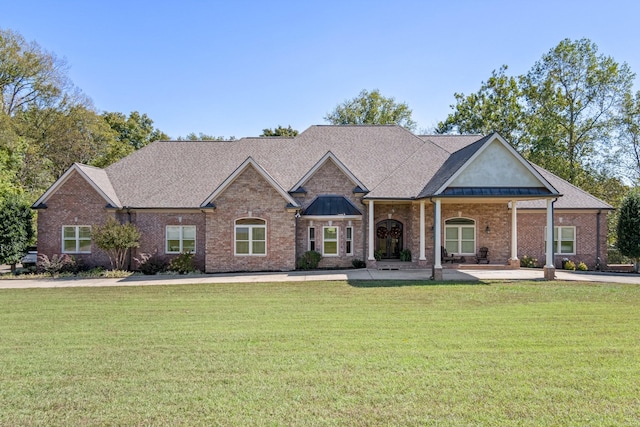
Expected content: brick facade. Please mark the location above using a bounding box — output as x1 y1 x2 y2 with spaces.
36 163 609 273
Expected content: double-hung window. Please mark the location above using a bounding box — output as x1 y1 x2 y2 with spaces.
62 225 91 253
323 226 338 256
166 225 196 253
235 219 266 255
545 226 576 255
444 218 475 255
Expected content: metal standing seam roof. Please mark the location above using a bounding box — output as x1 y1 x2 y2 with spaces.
303 195 363 216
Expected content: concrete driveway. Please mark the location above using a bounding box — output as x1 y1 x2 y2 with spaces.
1 267 639 289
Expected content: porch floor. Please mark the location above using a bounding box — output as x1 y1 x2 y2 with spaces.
376 260 513 270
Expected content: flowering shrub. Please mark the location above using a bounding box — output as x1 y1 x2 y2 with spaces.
563 260 576 270
577 262 588 271
520 255 538 268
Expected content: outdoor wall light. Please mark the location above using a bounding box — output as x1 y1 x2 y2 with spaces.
485 225 490 234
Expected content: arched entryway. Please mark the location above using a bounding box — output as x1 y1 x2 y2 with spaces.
376 219 403 259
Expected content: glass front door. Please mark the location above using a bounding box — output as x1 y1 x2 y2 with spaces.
376 219 403 259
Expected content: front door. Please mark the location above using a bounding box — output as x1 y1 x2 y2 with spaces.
376 219 403 259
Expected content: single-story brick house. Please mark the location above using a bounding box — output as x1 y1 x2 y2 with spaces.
34 125 611 279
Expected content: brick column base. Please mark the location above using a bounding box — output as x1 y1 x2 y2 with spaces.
508 258 520 269
432 267 443 281
543 266 556 280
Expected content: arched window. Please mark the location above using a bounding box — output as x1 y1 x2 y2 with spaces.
235 218 266 255
444 218 475 255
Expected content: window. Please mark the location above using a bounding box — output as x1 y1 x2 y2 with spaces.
235 219 266 255
62 225 91 253
346 226 353 255
308 227 316 251
545 226 576 255
323 226 338 256
444 218 475 255
166 226 196 253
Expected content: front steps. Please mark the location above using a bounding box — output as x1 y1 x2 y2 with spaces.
375 260 514 270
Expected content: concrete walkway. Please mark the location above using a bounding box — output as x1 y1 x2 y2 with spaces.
1 267 639 289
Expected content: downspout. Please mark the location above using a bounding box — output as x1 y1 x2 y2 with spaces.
596 209 601 271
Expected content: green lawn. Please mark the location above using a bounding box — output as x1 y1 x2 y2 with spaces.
1 280 639 426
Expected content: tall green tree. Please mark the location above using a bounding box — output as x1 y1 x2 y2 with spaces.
617 189 640 272
94 111 169 167
619 90 640 184
523 38 634 185
436 66 527 149
0 196 34 273
325 89 416 131
261 125 298 137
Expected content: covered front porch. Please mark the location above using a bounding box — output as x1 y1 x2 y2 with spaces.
364 196 558 280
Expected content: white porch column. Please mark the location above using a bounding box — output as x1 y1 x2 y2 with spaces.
544 198 556 280
509 199 519 267
434 198 442 269
419 200 426 261
368 200 375 261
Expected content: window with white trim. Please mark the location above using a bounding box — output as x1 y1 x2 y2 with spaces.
444 218 475 255
308 227 316 251
545 226 576 255
235 219 266 255
346 226 353 256
166 225 196 253
62 225 92 253
323 226 339 256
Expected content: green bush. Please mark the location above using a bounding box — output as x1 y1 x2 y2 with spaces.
577 262 588 271
563 260 576 271
297 250 322 270
373 250 383 261
168 252 196 274
520 255 538 268
351 259 366 269
400 249 412 262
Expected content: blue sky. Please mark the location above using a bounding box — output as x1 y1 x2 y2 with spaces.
2 0 640 139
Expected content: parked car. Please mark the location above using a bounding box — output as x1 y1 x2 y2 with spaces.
21 247 38 267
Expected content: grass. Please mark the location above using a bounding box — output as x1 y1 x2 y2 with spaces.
1 280 639 426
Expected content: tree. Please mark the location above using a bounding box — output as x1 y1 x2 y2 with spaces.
0 196 34 273
619 90 640 184
176 132 235 141
0 28 68 116
522 38 634 185
325 89 416 131
260 125 298 137
92 217 141 270
436 66 527 150
94 111 169 167
617 189 640 272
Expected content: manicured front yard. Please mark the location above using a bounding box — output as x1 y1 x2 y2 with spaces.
1 280 639 425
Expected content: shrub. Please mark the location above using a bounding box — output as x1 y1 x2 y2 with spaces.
352 259 366 269
134 252 167 275
400 249 412 262
37 254 77 276
92 217 141 270
168 252 196 274
520 255 538 268
577 262 588 271
374 250 383 261
297 250 322 270
563 260 576 270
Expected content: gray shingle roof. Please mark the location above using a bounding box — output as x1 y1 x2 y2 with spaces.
55 125 604 211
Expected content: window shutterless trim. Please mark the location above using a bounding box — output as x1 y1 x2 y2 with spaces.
235 218 267 256
322 226 339 256
62 225 92 254
166 225 197 254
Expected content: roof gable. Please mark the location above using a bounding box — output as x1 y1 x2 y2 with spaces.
201 157 299 208
33 163 121 208
291 151 368 193
432 133 558 196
